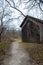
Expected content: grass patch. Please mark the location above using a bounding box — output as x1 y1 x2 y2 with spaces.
0 39 12 60
14 38 22 42
0 39 12 49
20 42 43 65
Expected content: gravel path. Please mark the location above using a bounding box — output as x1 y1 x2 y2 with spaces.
3 42 38 65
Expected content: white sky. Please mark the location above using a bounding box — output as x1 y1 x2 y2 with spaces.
9 2 42 30
0 0 43 30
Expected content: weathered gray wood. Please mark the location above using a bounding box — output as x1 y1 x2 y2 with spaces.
20 16 43 43
40 25 43 42
21 20 40 43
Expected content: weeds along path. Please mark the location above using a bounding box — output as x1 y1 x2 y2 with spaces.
3 42 38 65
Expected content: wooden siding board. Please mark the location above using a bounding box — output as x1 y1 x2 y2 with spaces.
20 15 43 28
20 15 43 43
22 21 40 42
40 25 43 42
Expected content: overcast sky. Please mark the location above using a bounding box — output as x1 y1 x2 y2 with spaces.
9 1 43 30
0 0 43 30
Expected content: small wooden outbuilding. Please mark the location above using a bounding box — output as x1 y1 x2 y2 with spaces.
20 15 43 43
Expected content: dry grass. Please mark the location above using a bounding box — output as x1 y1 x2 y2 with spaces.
14 38 22 42
0 39 12 60
20 42 43 65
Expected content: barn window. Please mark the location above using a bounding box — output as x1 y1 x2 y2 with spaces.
27 22 31 27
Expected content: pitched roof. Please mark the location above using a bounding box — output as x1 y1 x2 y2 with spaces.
20 15 43 28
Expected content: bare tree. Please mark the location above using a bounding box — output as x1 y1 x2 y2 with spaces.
0 1 14 42
0 0 43 41
5 0 43 17
5 0 26 17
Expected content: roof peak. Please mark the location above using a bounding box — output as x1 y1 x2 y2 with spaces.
20 15 43 27
26 15 43 21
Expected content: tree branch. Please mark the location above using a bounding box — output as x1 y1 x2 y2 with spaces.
25 0 36 11
34 0 43 12
38 3 43 11
39 0 43 3
5 0 26 17
23 0 32 3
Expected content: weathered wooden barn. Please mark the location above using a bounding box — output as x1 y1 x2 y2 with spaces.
20 15 43 43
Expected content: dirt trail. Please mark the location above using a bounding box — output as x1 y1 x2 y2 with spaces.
3 42 38 65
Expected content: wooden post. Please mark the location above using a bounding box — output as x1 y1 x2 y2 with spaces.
0 34 1 42
40 25 43 42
